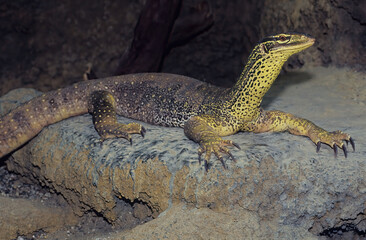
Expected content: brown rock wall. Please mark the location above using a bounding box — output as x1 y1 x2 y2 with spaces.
1 1 364 95
0 196 78 240
259 0 366 69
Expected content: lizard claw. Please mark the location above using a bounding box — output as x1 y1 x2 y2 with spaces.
204 160 210 172
140 126 146 138
225 150 237 163
349 137 355 151
313 130 354 158
342 145 347 158
198 147 211 171
316 142 321 153
218 157 227 169
333 143 338 157
198 138 240 171
122 123 146 141
232 141 241 150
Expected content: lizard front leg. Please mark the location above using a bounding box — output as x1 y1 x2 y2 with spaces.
89 90 146 143
246 110 354 156
184 115 240 170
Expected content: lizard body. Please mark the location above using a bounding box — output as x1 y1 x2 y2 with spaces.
0 74 221 153
0 33 354 169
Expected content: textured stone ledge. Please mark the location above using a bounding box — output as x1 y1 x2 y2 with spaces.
1 67 366 238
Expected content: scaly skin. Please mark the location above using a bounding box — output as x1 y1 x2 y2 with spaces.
0 33 354 170
184 33 354 169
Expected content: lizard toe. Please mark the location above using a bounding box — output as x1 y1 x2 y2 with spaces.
342 145 347 158
140 126 146 138
314 130 354 158
219 145 237 162
349 137 355 151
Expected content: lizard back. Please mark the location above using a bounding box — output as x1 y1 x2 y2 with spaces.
0 73 226 157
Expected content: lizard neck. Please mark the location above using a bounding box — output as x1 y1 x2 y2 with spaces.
224 45 289 121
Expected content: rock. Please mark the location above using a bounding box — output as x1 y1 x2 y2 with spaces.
1 67 366 238
0 88 42 115
2 1 364 94
0 196 78 240
105 203 320 240
259 0 366 69
133 202 153 220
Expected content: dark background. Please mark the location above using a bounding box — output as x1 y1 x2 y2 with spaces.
0 0 365 95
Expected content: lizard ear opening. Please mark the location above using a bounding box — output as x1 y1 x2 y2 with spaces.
260 44 269 54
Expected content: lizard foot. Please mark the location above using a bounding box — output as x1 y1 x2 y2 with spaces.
99 122 146 145
314 130 355 157
197 138 240 171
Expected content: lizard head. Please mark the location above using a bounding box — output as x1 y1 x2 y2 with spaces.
258 33 315 59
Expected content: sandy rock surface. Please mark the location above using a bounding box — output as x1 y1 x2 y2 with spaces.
1 67 365 239
0 196 78 239
105 203 318 240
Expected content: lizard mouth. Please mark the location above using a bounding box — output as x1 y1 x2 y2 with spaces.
291 36 315 49
272 35 315 53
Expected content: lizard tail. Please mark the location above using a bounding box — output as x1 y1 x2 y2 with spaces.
0 86 89 158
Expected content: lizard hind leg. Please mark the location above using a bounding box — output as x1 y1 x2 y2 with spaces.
89 90 146 144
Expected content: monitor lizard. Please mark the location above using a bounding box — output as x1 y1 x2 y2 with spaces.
0 33 354 170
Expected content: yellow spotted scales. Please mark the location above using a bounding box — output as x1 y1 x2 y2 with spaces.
0 33 354 170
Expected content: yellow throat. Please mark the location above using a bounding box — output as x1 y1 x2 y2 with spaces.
226 33 315 121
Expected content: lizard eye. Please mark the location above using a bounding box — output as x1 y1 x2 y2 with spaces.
279 35 288 42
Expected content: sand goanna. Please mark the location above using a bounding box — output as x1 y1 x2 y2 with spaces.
0 33 354 170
